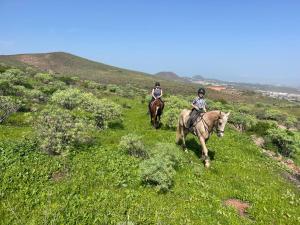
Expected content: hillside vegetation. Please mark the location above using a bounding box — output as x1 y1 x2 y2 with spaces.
0 52 196 95
1 52 296 103
0 62 300 224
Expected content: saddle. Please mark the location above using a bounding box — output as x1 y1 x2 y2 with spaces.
188 110 205 135
190 111 204 126
151 98 164 109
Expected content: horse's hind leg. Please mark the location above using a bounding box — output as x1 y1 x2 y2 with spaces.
199 136 210 168
176 125 182 145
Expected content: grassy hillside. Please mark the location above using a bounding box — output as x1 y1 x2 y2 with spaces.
0 65 299 224
1 97 300 224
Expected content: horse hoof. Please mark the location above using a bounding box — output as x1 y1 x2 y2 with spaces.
204 160 210 168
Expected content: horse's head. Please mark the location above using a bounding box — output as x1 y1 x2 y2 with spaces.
216 111 230 137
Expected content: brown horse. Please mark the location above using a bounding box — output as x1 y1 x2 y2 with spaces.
150 99 164 128
176 110 230 167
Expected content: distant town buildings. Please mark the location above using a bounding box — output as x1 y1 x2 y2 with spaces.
258 90 300 102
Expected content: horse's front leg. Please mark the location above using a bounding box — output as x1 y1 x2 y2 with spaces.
199 136 210 168
181 128 189 152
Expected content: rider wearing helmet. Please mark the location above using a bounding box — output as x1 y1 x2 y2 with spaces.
148 82 164 112
187 87 207 129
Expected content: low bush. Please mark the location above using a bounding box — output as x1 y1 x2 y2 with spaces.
238 104 253 114
83 98 122 129
284 116 298 129
34 73 53 84
0 96 21 123
228 112 258 132
140 157 176 192
39 80 67 95
0 79 14 95
161 96 189 129
82 80 102 89
51 88 87 109
257 108 286 122
34 106 94 155
57 76 79 85
118 134 148 158
266 128 300 157
162 109 180 129
149 143 184 169
140 143 184 192
51 88 123 129
206 99 234 112
106 84 120 93
251 120 278 136
1 68 33 89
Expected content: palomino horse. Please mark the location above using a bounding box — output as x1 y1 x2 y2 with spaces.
150 99 164 128
176 110 230 167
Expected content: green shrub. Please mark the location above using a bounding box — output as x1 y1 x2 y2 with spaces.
1 68 33 89
251 120 278 136
266 128 300 157
0 96 21 123
161 96 189 129
284 116 297 129
39 80 67 95
57 76 79 85
140 143 184 192
82 80 102 89
34 106 94 155
24 89 45 103
52 89 122 129
106 84 120 93
238 104 253 114
228 112 258 132
140 157 176 192
166 95 190 109
1 68 25 80
0 63 9 73
118 134 148 158
51 88 87 109
149 143 184 169
257 108 286 122
84 98 122 129
0 79 14 95
162 109 180 130
34 73 53 84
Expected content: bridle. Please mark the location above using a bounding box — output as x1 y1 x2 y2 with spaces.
200 111 224 135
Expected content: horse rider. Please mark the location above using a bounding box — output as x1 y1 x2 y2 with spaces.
148 82 164 113
187 87 207 131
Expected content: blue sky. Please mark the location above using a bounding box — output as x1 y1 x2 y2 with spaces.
0 0 299 87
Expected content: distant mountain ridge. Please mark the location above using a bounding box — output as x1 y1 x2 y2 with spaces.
155 71 189 82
